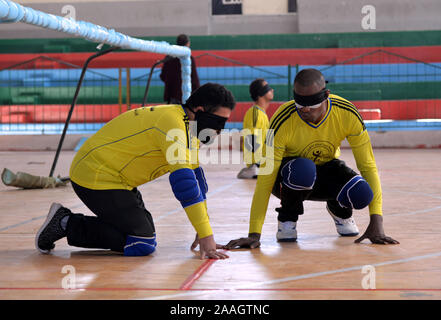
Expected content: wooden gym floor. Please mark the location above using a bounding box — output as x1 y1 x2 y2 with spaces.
0 148 440 300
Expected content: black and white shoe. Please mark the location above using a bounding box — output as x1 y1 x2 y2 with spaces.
276 220 297 242
35 203 71 254
237 164 258 179
326 204 359 237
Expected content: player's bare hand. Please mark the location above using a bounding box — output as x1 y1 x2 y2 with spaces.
193 234 229 260
223 233 261 249
191 233 224 250
355 214 399 244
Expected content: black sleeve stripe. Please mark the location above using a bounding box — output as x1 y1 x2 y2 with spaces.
273 108 298 137
266 107 297 146
253 106 258 128
331 98 364 119
332 97 360 113
333 104 366 130
183 115 190 148
334 101 365 128
269 102 296 132
331 97 364 118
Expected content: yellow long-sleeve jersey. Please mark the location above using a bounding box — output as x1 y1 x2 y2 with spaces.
242 105 269 165
70 105 212 238
249 94 382 235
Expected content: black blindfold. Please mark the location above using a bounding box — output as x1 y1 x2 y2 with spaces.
252 84 272 101
293 88 328 107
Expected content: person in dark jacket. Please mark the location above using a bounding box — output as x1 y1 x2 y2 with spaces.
160 34 200 104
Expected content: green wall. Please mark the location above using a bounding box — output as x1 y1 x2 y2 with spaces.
2 81 440 105
1 30 441 54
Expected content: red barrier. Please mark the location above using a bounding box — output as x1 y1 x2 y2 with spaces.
351 100 441 120
1 46 441 69
0 104 123 123
5 99 440 124
229 103 380 121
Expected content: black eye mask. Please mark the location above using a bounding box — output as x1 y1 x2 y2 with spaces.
194 111 228 144
258 84 272 97
195 111 228 132
252 84 272 101
293 88 328 107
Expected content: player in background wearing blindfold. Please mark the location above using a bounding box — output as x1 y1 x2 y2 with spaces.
225 68 399 249
36 83 235 260
237 78 273 179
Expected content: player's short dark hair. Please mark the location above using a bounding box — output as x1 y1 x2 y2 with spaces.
294 68 326 88
176 34 190 46
249 78 266 102
184 83 236 113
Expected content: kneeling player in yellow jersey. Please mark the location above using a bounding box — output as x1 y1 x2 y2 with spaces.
225 69 399 249
35 83 235 259
237 78 272 179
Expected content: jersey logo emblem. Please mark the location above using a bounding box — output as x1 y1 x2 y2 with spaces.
301 141 335 163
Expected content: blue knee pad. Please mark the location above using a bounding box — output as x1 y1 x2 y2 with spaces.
337 175 373 209
124 235 157 256
281 158 316 190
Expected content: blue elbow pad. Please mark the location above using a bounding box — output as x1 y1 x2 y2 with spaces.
194 167 208 200
169 168 204 208
124 235 156 256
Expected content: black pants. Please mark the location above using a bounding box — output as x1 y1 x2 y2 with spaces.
272 157 358 222
66 182 155 252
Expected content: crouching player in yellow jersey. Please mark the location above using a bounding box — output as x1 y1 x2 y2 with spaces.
225 69 399 249
237 78 272 179
35 83 235 259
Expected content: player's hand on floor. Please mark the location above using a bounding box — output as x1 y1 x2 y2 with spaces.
191 234 229 259
191 233 224 250
355 214 399 244
223 233 261 249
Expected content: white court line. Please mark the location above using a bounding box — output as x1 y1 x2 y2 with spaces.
0 181 240 231
243 251 441 288
0 202 86 232
145 250 441 300
388 205 441 217
155 180 240 222
299 203 441 224
383 189 441 200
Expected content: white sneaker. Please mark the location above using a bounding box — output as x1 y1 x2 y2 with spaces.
326 205 359 236
237 164 258 179
276 220 297 242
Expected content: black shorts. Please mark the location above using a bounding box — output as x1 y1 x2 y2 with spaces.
66 181 155 252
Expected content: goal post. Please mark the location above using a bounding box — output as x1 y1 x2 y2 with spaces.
0 0 192 102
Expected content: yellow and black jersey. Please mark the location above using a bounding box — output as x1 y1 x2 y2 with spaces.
70 105 198 190
249 94 382 234
70 105 213 238
242 105 270 165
